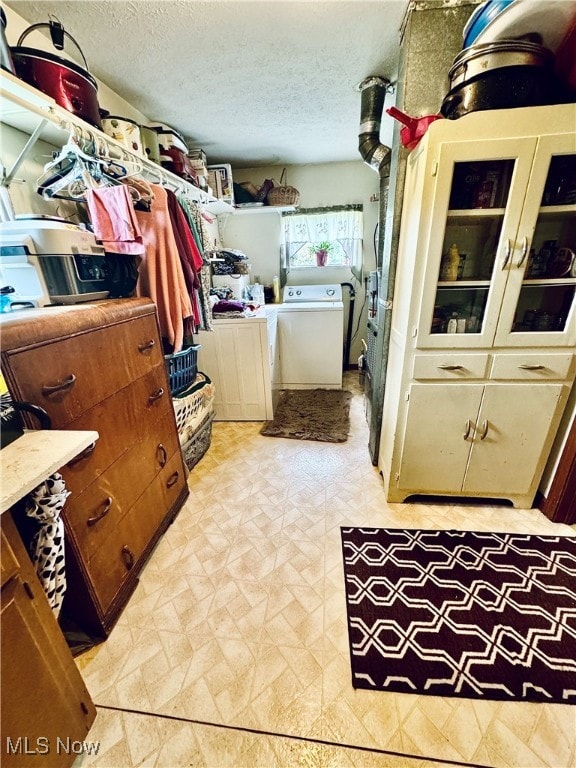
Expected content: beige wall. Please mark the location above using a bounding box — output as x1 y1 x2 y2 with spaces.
221 162 380 366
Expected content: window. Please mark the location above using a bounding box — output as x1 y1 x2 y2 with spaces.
282 205 363 268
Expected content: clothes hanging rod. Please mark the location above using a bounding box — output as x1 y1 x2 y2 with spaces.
0 72 232 213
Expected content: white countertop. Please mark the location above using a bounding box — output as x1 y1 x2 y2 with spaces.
212 305 278 323
1 430 99 514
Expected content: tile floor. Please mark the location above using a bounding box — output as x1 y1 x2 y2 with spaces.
74 374 576 768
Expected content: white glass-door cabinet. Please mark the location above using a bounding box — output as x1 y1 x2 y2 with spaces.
379 104 576 509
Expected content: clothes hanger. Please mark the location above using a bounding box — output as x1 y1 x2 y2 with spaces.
38 155 118 202
44 132 103 173
37 157 86 200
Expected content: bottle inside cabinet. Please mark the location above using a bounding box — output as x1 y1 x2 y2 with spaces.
512 284 575 332
439 215 502 282
432 289 485 334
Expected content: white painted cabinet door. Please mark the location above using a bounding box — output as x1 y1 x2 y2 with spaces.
416 137 537 350
398 383 483 494
494 132 576 349
416 131 576 350
463 382 564 498
197 323 271 420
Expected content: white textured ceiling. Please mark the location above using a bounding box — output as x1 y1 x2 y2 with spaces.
5 0 409 167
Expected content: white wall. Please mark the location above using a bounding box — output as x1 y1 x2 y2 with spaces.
220 162 380 366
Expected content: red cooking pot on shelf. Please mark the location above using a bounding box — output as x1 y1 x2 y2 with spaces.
10 18 102 128
386 106 443 150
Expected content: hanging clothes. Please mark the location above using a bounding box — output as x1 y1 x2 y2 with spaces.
135 184 193 353
25 472 70 617
178 196 214 331
166 189 201 334
86 185 145 256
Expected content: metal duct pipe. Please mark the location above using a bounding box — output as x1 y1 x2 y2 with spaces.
358 76 391 175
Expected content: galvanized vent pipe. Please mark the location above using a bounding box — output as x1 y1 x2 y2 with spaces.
358 76 391 175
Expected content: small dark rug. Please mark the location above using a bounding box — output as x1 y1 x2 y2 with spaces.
340 527 576 703
261 389 352 442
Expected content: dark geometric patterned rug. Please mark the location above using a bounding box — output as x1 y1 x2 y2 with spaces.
340 527 576 703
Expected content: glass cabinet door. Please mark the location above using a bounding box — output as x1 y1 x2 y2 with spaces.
417 137 537 349
495 134 576 348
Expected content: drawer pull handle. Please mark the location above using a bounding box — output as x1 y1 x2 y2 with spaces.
67 441 96 466
157 443 168 467
438 364 463 371
87 496 112 527
166 471 179 488
478 420 489 441
501 239 511 270
148 387 165 404
519 364 545 370
42 373 76 395
517 235 529 268
138 339 155 353
463 419 472 440
121 545 135 570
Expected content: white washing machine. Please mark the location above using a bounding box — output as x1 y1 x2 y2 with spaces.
277 284 344 389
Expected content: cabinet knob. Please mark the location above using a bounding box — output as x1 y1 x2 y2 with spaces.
517 236 530 268
42 373 76 396
463 419 472 440
67 441 96 466
166 471 179 488
87 496 112 526
501 239 511 270
518 364 545 371
138 339 155 353
148 387 165 404
157 443 168 467
437 364 463 371
478 419 489 441
121 545 135 570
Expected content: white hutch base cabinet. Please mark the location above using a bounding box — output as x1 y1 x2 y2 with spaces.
379 104 576 509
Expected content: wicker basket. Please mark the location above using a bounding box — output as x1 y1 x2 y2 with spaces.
266 168 300 207
172 373 215 444
181 412 213 470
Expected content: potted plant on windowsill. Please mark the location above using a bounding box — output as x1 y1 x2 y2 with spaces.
309 241 334 266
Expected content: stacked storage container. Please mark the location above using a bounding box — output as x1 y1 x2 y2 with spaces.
165 345 215 470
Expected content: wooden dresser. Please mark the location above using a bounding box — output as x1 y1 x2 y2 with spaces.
0 299 189 638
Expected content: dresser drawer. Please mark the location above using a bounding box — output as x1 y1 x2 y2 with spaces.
86 452 186 612
412 354 490 380
61 364 173 497
6 314 163 425
63 409 182 561
490 353 575 381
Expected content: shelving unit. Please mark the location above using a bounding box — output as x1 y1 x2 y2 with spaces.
0 69 233 215
226 205 296 216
